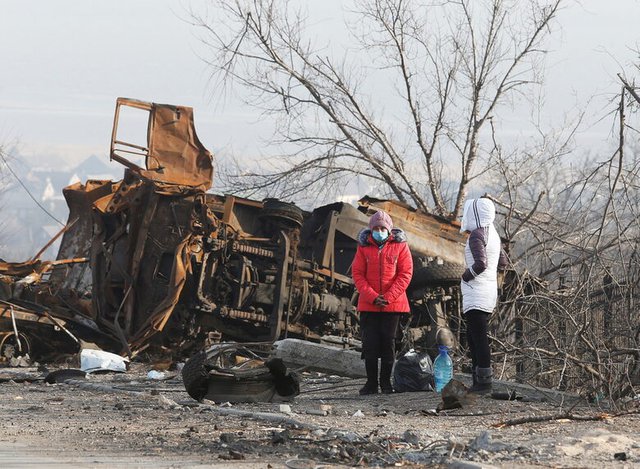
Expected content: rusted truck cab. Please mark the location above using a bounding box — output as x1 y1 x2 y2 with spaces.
51 98 467 359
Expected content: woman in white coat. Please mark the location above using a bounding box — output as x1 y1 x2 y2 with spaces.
460 197 507 393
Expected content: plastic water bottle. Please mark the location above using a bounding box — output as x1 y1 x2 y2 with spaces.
433 345 453 392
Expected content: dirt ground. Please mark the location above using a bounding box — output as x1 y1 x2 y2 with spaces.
0 363 638 469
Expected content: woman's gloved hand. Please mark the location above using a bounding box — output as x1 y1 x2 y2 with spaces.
373 295 389 306
462 269 474 282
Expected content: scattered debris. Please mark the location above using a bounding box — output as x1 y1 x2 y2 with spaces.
147 370 167 380
44 368 86 384
614 452 627 461
278 404 292 414
9 354 32 368
437 379 475 412
402 430 421 445
490 390 518 401
156 394 179 409
0 361 637 468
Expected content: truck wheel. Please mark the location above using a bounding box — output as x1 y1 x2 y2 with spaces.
181 351 210 401
410 263 464 289
260 199 304 228
0 332 31 359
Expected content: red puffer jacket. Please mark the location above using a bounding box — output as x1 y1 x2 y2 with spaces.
352 229 413 313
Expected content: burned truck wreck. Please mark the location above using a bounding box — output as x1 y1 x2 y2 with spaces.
1 97 468 362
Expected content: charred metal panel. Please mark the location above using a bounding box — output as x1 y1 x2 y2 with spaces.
110 98 213 191
50 180 115 293
299 202 368 275
89 178 206 352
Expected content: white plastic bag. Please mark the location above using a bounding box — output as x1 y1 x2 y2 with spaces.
80 349 128 373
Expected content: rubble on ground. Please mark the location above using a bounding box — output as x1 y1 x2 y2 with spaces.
0 363 637 467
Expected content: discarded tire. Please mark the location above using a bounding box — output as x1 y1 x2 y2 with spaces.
182 347 300 403
181 350 210 401
410 263 464 289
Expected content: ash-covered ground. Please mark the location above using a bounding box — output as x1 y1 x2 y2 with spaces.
0 363 638 468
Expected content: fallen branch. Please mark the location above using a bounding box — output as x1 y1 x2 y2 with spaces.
493 410 640 428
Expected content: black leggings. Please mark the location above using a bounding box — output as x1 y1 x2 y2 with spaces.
360 312 401 361
465 309 491 369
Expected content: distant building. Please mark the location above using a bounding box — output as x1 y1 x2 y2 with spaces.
0 155 120 261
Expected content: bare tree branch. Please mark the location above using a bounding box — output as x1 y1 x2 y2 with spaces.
192 0 564 216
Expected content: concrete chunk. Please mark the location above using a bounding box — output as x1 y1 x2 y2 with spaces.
273 339 365 378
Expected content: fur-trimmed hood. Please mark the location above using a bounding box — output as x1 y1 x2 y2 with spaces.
358 228 407 246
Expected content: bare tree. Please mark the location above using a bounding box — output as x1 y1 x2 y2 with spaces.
191 0 563 217
482 80 640 402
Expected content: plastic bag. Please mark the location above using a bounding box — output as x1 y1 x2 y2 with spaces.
80 348 128 373
393 349 434 392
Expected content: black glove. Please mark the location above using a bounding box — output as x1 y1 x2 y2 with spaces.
373 295 389 306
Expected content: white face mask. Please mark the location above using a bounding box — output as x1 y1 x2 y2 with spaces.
372 229 389 242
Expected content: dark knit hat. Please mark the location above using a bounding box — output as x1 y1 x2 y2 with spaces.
369 211 393 231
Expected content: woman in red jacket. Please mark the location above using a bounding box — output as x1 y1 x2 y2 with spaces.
352 211 413 395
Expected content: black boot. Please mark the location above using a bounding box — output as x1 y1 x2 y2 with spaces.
359 358 379 395
379 360 394 394
470 366 492 394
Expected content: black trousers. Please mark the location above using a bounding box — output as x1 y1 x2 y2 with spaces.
465 309 491 369
360 312 402 360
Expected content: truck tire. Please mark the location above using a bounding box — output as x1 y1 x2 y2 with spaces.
181 351 210 401
410 263 464 289
260 199 304 228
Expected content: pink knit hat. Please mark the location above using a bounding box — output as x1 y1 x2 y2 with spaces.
369 211 393 231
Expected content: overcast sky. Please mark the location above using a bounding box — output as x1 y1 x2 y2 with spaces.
1 0 639 178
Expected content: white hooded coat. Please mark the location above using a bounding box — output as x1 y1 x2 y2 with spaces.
460 198 502 314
